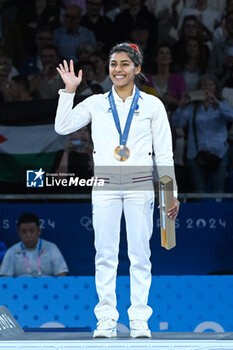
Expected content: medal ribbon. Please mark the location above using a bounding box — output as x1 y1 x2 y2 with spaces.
21 238 42 275
108 87 140 145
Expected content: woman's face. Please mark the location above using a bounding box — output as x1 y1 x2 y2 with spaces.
186 40 200 58
109 51 140 89
156 47 172 66
184 20 198 38
201 78 216 94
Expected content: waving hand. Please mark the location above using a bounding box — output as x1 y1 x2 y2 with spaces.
57 60 82 93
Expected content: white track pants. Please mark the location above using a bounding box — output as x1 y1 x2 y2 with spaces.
92 189 154 322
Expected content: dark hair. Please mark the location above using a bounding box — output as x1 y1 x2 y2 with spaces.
41 45 60 57
36 26 54 37
197 74 222 101
153 44 175 74
183 37 209 73
12 75 29 91
179 15 201 40
109 43 146 80
17 213 40 228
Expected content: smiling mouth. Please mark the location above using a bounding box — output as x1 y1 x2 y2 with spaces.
114 75 126 80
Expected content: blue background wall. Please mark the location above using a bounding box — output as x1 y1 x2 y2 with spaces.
0 276 232 332
0 201 233 275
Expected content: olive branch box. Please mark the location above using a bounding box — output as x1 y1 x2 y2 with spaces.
159 175 176 250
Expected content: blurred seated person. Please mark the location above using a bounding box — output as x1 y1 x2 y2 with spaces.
19 27 54 76
129 23 155 74
222 68 233 173
53 126 93 191
19 0 60 55
178 37 209 92
176 0 221 37
0 213 69 277
106 0 128 22
89 51 112 92
207 11 233 88
0 52 19 102
29 45 64 99
74 60 103 96
171 15 209 71
141 44 186 173
54 5 96 62
213 0 233 45
172 74 233 193
81 0 113 51
113 0 158 50
61 0 87 17
0 0 24 67
142 45 186 112
2 75 33 102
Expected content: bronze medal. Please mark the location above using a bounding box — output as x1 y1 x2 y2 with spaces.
114 145 130 161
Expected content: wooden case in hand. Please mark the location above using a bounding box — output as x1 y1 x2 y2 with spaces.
159 175 176 250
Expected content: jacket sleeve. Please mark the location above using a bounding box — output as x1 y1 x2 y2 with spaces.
54 90 92 135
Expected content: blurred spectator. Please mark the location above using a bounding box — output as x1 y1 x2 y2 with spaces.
179 37 209 91
213 0 233 45
61 0 87 16
171 15 210 71
0 0 24 67
29 45 64 99
81 0 113 52
74 60 103 95
53 126 93 184
89 51 112 92
106 0 128 22
2 75 33 103
176 0 221 35
0 213 69 276
0 241 7 269
76 41 96 61
19 0 60 55
113 0 158 50
153 0 178 46
54 5 96 62
208 11 233 87
129 23 155 73
19 27 54 76
222 68 233 173
141 44 186 179
172 74 233 193
0 52 19 102
222 68 233 107
40 0 61 29
142 45 186 111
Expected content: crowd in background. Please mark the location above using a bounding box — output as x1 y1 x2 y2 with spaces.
1 0 233 193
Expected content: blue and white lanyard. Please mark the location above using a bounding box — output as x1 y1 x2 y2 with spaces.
108 87 140 145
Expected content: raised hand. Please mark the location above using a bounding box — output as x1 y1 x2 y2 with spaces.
56 60 82 93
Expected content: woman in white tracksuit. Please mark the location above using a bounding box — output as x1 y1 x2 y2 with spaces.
55 43 180 338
